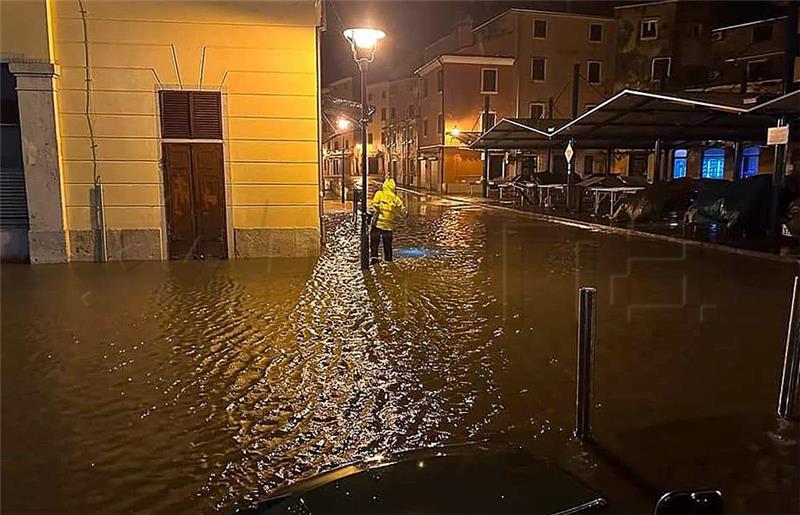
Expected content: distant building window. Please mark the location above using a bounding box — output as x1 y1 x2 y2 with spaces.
531 58 546 81
529 102 546 119
688 22 703 39
589 23 603 42
702 148 725 179
741 146 760 178
533 19 548 39
437 113 443 134
651 57 672 82
752 23 773 43
437 69 444 92
641 18 659 40
423 77 429 97
673 149 688 178
481 68 498 93
368 133 373 145
587 60 602 84
481 111 497 130
423 118 429 137
381 108 386 121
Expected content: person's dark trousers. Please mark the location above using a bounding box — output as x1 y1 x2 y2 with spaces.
370 227 393 261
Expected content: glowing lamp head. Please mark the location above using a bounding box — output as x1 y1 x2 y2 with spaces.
336 118 352 131
343 28 386 62
449 126 460 137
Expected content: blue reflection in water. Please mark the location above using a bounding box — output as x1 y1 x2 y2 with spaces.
394 247 430 259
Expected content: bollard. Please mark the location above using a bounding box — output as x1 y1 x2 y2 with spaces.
576 286 597 439
778 276 800 419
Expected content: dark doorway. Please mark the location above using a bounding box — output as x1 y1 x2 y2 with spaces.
488 155 504 179
629 154 648 176
163 143 227 259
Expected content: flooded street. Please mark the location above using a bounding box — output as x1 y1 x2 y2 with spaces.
2 193 798 514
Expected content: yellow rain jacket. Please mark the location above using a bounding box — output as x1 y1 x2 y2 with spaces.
369 178 406 231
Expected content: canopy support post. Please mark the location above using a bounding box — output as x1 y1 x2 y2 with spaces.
653 139 663 183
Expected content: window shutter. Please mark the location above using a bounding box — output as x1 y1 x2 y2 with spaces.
190 92 222 139
160 91 191 138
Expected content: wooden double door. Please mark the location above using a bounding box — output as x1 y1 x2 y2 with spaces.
163 143 227 259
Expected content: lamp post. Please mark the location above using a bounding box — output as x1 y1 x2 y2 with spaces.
343 27 385 270
336 117 352 203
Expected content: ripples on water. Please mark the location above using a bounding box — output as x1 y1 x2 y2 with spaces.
2 195 798 514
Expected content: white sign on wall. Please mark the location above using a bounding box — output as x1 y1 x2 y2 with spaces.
767 126 789 145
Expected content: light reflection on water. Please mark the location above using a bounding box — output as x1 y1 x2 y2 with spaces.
1 194 798 514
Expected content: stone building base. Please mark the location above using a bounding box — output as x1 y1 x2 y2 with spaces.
234 228 321 258
69 229 162 261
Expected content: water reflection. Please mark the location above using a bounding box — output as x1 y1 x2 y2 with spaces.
1 194 797 513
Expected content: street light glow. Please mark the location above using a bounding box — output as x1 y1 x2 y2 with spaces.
343 27 386 63
337 118 352 131
450 126 460 136
343 28 385 49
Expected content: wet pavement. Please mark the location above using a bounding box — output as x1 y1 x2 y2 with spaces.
2 193 798 514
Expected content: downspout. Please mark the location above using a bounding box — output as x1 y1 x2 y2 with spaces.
77 0 106 261
315 0 326 240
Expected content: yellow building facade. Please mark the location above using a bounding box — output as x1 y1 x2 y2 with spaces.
0 0 323 263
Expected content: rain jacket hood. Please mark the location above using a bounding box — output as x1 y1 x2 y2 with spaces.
369 178 405 231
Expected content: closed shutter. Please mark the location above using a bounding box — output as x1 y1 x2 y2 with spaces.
160 91 191 138
190 92 222 139
1 64 28 229
159 91 222 139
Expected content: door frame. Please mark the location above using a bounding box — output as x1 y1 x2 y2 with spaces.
162 140 229 259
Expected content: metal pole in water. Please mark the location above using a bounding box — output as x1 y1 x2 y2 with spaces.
778 276 800 419
576 286 597 439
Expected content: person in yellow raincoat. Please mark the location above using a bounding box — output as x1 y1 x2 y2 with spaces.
368 178 406 262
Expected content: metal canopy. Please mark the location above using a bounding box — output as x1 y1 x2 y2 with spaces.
472 89 785 151
746 89 800 117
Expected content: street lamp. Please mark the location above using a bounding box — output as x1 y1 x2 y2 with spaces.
336 118 352 203
343 27 385 270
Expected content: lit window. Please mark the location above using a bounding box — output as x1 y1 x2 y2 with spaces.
673 149 687 178
481 68 498 93
587 61 602 84
740 146 760 178
651 57 671 82
641 18 659 40
533 19 548 39
529 103 546 119
702 148 725 179
589 23 603 42
531 58 546 81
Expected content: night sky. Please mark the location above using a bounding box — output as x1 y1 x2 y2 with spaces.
320 0 779 85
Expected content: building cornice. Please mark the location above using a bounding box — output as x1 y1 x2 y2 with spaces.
473 8 613 33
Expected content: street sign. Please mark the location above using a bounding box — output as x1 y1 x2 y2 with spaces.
564 141 574 163
768 126 789 145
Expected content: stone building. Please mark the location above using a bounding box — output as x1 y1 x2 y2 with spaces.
0 0 324 263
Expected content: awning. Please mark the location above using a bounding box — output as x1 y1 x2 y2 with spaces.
471 89 786 151
746 89 800 117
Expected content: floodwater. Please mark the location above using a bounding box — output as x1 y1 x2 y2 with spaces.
2 194 798 514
